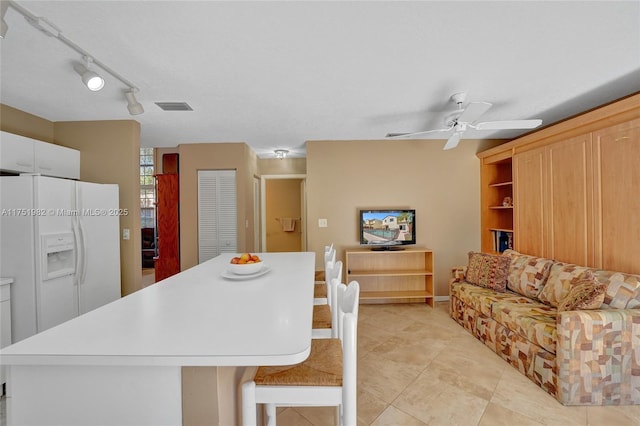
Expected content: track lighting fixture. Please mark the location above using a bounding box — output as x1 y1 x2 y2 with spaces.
73 56 105 91
3 0 144 115
274 149 289 159
125 90 144 115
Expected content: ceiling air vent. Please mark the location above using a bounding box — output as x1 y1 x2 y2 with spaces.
155 102 193 111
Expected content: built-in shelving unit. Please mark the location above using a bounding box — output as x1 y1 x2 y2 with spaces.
479 153 514 254
345 247 434 306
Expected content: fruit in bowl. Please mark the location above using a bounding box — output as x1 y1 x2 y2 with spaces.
228 253 263 275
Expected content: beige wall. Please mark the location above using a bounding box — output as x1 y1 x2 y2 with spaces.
0 104 54 143
1 106 142 297
177 142 257 270
258 157 306 175
306 138 488 297
54 120 142 296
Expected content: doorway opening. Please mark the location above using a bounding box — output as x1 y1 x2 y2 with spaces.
261 174 307 252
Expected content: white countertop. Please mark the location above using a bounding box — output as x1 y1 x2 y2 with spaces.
0 252 315 367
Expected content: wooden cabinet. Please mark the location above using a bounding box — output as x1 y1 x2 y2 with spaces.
345 247 434 306
513 134 593 264
0 131 80 179
478 93 640 274
513 146 546 256
544 133 593 265
592 119 640 273
155 174 180 281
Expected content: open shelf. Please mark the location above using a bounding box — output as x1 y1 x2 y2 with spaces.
360 290 433 301
345 247 434 306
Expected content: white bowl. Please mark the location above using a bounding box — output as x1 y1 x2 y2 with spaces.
227 261 263 275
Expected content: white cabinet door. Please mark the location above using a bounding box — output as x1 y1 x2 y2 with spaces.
0 131 35 173
34 140 80 179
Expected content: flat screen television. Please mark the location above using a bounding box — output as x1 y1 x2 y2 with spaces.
359 209 416 250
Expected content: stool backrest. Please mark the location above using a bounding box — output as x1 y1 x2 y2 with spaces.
337 280 359 426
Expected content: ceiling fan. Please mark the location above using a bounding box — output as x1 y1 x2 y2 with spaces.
386 92 543 150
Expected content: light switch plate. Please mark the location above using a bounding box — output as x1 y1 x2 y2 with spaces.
318 218 328 228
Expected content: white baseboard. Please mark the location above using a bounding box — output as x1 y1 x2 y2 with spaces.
434 295 449 302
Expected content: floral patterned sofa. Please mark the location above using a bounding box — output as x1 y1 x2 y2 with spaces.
449 249 640 405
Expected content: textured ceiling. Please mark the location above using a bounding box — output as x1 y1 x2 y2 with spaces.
1 1 639 158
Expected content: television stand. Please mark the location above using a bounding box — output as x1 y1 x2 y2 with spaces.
370 246 405 251
345 247 434 306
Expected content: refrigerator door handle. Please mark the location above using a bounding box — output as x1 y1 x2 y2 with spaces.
77 218 88 286
72 219 83 287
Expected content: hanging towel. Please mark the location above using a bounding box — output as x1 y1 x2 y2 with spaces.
281 218 296 232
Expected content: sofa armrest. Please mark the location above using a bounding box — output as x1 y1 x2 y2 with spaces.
450 266 467 283
556 309 640 405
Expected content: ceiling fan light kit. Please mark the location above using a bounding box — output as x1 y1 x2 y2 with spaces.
387 92 543 150
3 0 144 115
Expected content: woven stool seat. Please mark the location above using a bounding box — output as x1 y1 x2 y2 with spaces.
242 280 360 426
314 283 327 299
254 338 342 387
312 304 332 329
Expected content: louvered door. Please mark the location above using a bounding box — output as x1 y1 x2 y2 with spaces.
197 170 237 263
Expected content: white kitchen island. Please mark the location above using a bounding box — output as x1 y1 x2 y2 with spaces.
0 252 315 425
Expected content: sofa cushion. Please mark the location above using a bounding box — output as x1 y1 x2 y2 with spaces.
492 300 558 354
558 271 606 312
538 263 592 307
465 252 510 292
593 270 640 309
503 249 554 300
451 281 532 318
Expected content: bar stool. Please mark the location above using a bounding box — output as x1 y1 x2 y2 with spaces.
312 260 343 339
242 280 360 426
314 245 336 305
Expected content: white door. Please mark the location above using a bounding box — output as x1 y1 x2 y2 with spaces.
198 170 237 263
34 176 77 332
75 182 121 314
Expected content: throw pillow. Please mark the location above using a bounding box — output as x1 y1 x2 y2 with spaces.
538 263 591 307
502 249 553 299
466 252 510 292
557 270 607 312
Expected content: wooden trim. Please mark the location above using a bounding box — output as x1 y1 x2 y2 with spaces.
477 92 640 160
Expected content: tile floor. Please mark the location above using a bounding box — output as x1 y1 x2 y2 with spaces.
2 302 640 425
275 302 640 426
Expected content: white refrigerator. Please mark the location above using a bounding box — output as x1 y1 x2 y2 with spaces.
0 175 121 342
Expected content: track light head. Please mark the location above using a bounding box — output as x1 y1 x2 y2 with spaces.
125 90 144 115
73 56 104 91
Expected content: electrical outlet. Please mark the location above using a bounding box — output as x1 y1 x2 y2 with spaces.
123 228 130 240
318 218 328 228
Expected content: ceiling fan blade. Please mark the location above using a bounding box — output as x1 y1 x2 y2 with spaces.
443 132 461 150
474 119 542 130
386 127 452 139
458 101 492 123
